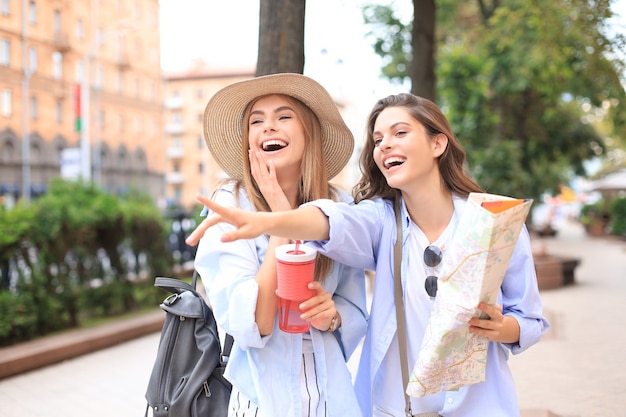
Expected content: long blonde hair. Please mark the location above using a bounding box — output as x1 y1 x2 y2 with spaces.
353 93 483 203
228 94 339 281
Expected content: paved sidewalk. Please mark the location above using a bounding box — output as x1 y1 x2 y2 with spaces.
0 220 624 417
0 310 164 379
509 221 626 417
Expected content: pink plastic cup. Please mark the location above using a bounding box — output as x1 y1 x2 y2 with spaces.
275 243 317 333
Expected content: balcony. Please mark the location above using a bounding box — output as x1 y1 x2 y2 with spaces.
166 146 184 159
164 122 184 135
165 172 185 184
53 33 71 52
164 96 184 110
117 53 131 70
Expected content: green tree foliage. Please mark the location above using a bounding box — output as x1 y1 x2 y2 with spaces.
364 0 626 201
363 4 412 86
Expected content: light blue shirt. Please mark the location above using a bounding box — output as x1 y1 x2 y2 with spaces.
304 196 550 417
194 183 368 417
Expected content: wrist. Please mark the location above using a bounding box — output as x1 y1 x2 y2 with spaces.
326 312 340 332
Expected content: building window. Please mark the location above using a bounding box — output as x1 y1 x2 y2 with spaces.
76 18 84 40
198 134 203 149
116 71 123 93
0 39 9 66
76 60 85 82
197 88 203 99
1 0 9 16
52 51 62 79
134 116 142 134
99 110 105 129
28 1 36 24
53 9 61 34
28 46 37 73
31 143 40 163
2 141 13 162
30 96 38 120
1 89 11 117
97 27 104 46
118 113 124 132
199 162 204 174
56 99 63 123
135 78 140 98
95 65 103 89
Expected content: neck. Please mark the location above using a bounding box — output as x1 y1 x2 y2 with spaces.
402 186 454 243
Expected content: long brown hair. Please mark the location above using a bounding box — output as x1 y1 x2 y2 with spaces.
353 93 483 203
228 94 339 281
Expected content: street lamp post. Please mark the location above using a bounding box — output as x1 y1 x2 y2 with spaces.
20 0 31 204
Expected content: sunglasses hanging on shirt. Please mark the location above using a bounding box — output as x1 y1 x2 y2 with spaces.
423 245 442 298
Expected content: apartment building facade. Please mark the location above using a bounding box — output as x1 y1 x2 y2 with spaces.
0 0 164 206
163 61 255 211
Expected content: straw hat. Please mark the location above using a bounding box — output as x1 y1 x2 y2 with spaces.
203 73 354 180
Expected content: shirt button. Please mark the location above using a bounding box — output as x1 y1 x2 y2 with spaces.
447 397 454 404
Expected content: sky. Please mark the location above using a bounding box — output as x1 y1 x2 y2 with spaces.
158 0 626 147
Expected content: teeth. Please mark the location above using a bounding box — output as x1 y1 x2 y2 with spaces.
262 139 287 151
384 157 405 168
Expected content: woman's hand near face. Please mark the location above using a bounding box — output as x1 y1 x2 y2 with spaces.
250 150 292 211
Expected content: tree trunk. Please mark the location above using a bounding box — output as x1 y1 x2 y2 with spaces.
410 0 436 100
256 0 306 76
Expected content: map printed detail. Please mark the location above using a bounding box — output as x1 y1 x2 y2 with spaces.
406 193 533 398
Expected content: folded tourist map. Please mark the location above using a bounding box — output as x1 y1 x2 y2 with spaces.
406 193 533 397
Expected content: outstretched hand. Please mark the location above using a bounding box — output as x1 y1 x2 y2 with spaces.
184 194 272 246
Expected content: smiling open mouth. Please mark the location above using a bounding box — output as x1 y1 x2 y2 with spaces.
262 139 287 152
384 157 406 169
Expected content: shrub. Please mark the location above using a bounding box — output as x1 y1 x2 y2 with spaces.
610 197 626 237
0 179 174 346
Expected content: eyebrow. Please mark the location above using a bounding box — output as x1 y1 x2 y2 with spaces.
249 105 295 117
373 121 411 136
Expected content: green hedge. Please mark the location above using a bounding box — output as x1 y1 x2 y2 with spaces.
0 178 173 347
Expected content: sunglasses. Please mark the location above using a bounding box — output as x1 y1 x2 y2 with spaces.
423 245 442 298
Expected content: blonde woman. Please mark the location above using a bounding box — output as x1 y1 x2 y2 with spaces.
194 73 368 417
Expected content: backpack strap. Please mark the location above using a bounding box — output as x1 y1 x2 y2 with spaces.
154 276 198 295
222 333 234 362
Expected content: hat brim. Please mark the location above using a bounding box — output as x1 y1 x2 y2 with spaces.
203 73 354 180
